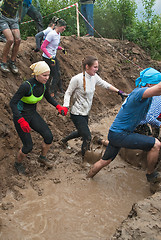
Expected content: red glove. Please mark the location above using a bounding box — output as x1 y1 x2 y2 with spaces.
62 107 68 116
18 117 31 133
56 105 68 116
56 104 64 114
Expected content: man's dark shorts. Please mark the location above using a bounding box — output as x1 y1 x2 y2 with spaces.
0 14 19 31
102 130 155 161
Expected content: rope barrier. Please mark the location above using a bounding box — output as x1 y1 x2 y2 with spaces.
78 9 143 70
20 3 77 25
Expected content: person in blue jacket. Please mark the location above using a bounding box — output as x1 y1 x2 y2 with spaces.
87 67 161 184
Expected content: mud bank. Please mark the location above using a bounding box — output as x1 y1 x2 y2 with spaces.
0 36 161 239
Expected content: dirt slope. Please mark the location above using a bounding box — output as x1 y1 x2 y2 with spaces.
0 36 161 238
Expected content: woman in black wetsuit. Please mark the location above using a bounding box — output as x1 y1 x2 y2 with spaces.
10 61 68 174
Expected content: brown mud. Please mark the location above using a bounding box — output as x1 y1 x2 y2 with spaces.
0 36 161 239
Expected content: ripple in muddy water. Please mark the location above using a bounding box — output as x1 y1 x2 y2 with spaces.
0 114 151 240
0 159 151 240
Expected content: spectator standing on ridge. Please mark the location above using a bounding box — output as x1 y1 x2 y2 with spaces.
87 67 161 185
80 0 95 37
41 18 67 98
0 0 23 73
21 0 43 32
61 56 128 160
10 61 67 175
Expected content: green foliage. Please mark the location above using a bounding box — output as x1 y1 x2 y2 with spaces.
124 15 161 60
94 0 136 39
142 0 156 24
124 0 161 60
20 0 81 38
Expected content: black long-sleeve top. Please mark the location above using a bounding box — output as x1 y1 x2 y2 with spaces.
10 77 58 121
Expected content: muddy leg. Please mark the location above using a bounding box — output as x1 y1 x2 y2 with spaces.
87 159 112 178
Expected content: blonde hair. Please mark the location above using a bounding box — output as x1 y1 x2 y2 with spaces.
82 56 98 91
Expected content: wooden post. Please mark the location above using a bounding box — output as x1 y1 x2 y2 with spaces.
76 2 80 37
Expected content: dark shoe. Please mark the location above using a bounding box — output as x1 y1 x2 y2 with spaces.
61 138 71 149
0 62 10 73
38 155 53 169
14 162 27 175
146 171 161 183
8 60 19 74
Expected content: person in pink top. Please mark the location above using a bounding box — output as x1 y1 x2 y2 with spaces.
41 18 67 98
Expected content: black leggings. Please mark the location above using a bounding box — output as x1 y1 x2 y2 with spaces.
14 112 53 154
64 114 91 156
43 56 62 94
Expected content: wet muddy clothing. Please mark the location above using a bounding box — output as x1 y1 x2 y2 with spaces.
43 56 62 95
102 87 155 161
0 0 23 18
63 71 111 156
110 87 152 133
10 77 58 120
63 71 111 115
10 77 58 154
41 29 62 94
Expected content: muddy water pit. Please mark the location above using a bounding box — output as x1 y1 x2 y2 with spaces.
0 113 151 240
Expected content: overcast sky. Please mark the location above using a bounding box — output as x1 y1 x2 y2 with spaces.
135 0 161 19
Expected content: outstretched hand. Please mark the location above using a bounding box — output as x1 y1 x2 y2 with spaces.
118 90 129 101
56 105 68 116
62 107 68 116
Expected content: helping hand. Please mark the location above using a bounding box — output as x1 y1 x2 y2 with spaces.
18 117 31 133
118 90 129 101
56 105 68 116
62 107 68 116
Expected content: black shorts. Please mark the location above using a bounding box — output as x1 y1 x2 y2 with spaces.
102 130 155 161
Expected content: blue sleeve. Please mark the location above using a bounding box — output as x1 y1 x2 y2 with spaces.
133 87 148 102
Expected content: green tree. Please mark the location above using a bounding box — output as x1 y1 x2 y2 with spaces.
124 0 161 60
94 0 136 39
19 0 161 60
142 0 156 26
